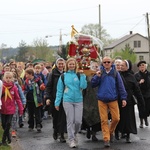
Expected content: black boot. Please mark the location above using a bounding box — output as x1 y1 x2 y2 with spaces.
91 131 98 141
126 133 131 143
53 130 58 140
139 118 143 128
86 128 91 139
59 133 66 143
144 117 149 126
7 133 11 144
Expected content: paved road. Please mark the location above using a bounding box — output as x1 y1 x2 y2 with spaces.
11 106 150 150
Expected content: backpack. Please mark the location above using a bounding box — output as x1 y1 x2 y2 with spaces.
61 72 80 86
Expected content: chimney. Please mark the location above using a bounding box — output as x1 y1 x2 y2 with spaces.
130 31 133 35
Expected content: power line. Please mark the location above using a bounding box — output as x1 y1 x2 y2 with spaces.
0 6 98 16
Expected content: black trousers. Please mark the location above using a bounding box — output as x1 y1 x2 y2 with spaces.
52 102 66 134
1 114 13 142
27 102 42 129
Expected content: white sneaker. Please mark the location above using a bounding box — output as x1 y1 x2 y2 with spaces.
70 140 76 148
75 135 78 144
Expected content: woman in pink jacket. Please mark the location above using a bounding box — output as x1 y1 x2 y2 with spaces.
0 71 23 146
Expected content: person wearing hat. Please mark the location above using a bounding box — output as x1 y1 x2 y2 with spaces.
135 60 150 128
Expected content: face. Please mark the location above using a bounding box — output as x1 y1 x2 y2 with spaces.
90 62 99 71
17 65 23 70
121 61 128 71
25 73 33 80
115 62 122 71
40 63 45 70
68 60 76 70
138 63 146 72
102 57 112 70
4 66 10 72
4 74 13 83
35 68 41 74
57 60 65 71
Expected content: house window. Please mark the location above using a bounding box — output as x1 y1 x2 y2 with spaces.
139 56 144 61
134 41 141 48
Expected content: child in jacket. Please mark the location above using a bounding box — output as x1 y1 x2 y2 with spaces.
0 71 23 145
24 68 44 132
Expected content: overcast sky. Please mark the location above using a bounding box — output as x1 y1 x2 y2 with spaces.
0 0 150 48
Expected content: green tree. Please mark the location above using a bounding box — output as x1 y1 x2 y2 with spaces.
57 45 67 60
32 38 55 62
113 44 137 63
16 40 28 62
80 23 117 47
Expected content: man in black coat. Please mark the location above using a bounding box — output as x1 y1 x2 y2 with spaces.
135 60 150 128
44 58 66 142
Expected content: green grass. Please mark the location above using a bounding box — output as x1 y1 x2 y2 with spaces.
0 125 11 150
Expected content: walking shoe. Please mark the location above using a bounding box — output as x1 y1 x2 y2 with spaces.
59 136 66 143
75 135 78 144
59 133 66 143
28 128 33 132
104 140 110 147
126 137 131 143
69 140 76 148
11 130 17 138
7 133 11 144
139 124 143 128
53 131 58 140
126 134 131 143
144 118 149 126
36 124 41 132
92 135 98 141
86 129 91 139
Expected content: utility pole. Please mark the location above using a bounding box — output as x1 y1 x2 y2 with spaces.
146 12 150 64
99 4 101 40
59 29 62 53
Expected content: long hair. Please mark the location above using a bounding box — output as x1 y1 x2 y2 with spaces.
65 57 78 73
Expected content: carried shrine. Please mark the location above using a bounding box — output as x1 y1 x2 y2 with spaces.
67 26 104 76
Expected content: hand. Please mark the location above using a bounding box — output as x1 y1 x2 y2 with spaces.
96 71 102 77
139 79 144 84
78 70 84 74
55 106 59 111
46 99 51 105
122 100 127 107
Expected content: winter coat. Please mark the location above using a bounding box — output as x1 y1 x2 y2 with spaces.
134 70 150 98
55 70 87 107
24 77 43 107
0 81 23 115
134 70 150 117
118 71 145 134
91 65 127 103
45 67 64 104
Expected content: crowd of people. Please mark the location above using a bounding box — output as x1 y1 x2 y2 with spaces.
0 56 149 149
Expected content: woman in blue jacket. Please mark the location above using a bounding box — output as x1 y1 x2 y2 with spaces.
55 57 87 148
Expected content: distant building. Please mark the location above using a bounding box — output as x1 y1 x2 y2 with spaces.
104 31 149 63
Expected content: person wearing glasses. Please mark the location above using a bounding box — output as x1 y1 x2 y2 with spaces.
91 56 127 148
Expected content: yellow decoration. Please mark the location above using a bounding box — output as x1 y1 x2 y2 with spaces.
3 86 12 101
71 25 78 38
